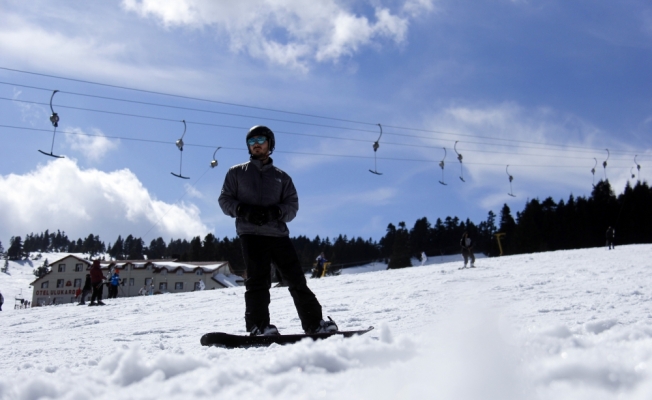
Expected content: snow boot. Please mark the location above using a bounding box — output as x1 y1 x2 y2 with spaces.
250 324 280 336
308 316 338 334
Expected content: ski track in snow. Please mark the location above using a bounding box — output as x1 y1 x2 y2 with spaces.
1 246 652 399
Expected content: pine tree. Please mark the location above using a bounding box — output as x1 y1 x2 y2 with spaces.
388 222 412 269
7 236 24 260
109 236 124 260
33 258 50 278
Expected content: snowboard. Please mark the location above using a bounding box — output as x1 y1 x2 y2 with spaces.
200 326 374 348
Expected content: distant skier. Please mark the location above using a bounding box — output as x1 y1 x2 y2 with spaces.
89 260 106 306
108 269 121 299
78 274 92 305
218 125 338 336
198 279 206 290
420 251 427 266
313 252 327 278
460 231 475 269
606 226 615 250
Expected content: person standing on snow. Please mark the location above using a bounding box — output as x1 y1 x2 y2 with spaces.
78 274 92 305
198 279 206 291
108 269 121 299
89 260 106 306
606 226 615 250
460 231 475 269
313 252 327 278
218 125 338 336
420 251 427 266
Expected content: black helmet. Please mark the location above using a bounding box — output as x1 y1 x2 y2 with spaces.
246 125 275 155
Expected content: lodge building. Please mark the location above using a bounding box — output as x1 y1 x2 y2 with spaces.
30 255 243 306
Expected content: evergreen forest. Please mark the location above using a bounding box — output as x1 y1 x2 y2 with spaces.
4 180 651 272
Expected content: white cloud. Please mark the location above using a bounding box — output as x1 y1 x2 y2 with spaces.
0 159 210 244
121 0 431 69
412 102 644 211
64 127 120 162
0 11 221 99
12 89 48 126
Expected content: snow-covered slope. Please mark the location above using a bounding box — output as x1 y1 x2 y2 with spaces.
1 245 651 399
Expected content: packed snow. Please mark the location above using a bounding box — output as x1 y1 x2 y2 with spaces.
1 245 652 399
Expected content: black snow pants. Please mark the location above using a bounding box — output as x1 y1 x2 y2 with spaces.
90 283 103 303
240 234 323 333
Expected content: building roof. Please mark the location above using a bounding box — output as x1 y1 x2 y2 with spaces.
29 255 240 286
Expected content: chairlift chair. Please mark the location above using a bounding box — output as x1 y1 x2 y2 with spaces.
171 120 190 179
210 147 222 168
454 141 465 182
506 165 516 197
369 123 383 175
38 90 64 158
438 147 447 185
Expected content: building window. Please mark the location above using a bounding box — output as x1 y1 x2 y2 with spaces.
74 279 82 287
194 281 201 290
159 282 167 291
41 281 49 289
75 264 83 272
176 269 183 275
129 278 135 286
175 282 183 290
57 279 64 288
145 278 152 286
195 270 204 275
58 264 66 272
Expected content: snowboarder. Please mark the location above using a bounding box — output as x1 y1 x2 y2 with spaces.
78 274 92 305
420 251 427 266
606 226 615 250
218 125 338 336
198 279 206 291
88 260 105 306
460 231 475 269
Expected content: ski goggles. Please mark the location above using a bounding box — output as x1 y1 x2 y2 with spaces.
247 136 268 146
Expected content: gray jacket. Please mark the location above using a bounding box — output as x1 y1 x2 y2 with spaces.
218 158 298 237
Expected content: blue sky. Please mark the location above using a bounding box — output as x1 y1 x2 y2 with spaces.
0 0 650 248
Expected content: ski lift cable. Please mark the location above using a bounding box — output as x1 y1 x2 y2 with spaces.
2 124 648 168
0 67 379 127
2 96 648 159
0 79 646 157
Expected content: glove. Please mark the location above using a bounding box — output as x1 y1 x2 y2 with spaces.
237 203 268 225
236 203 252 219
267 205 282 221
253 205 281 226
